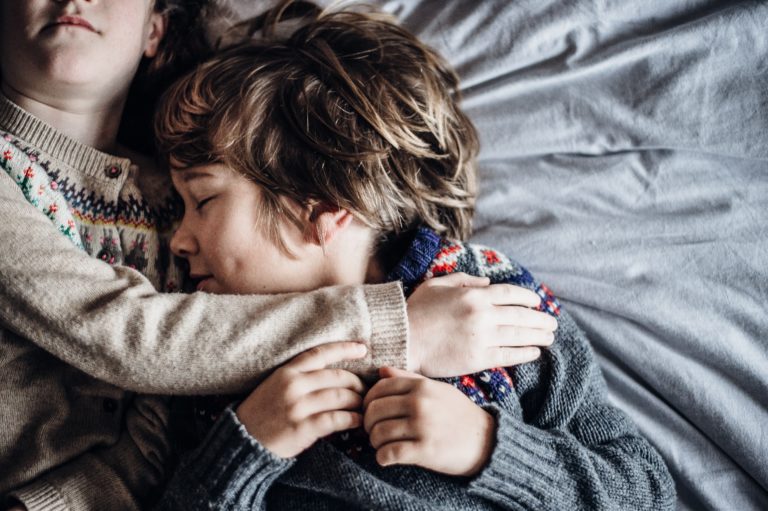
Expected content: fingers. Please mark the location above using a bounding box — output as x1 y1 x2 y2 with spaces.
424 272 490 288
302 368 366 395
494 305 558 332
485 283 542 308
288 342 367 372
297 387 363 418
364 395 412 433
375 441 421 467
369 418 417 449
304 410 362 438
363 375 419 409
488 325 555 348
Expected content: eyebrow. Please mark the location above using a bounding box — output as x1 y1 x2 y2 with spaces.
171 170 217 183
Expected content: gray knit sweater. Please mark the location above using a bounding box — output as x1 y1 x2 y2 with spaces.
156 229 676 510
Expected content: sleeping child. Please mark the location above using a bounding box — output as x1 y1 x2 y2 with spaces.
153 1 676 509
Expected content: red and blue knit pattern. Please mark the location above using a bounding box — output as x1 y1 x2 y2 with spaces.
397 228 560 407
331 227 561 458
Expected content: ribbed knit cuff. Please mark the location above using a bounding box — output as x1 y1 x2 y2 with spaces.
363 282 409 371
469 406 562 508
181 407 294 506
9 481 67 511
9 440 141 511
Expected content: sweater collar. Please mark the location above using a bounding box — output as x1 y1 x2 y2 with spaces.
385 226 442 295
0 93 133 182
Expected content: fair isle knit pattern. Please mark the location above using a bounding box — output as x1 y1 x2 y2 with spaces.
0 94 184 291
0 135 83 249
390 227 561 407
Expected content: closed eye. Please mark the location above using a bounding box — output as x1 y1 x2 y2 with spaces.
195 196 215 211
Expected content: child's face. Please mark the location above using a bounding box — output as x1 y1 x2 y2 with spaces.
170 164 331 295
0 0 164 102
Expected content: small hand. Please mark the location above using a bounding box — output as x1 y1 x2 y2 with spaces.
406 272 557 377
236 341 368 458
363 366 496 476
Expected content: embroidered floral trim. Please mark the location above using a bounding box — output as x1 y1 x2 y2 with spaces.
1 135 83 249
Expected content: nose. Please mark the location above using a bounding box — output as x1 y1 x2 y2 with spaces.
170 220 199 258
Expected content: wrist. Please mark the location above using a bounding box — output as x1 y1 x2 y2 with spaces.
464 410 496 477
405 332 421 373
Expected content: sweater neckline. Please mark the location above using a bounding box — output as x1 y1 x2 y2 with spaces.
0 93 133 182
385 227 443 295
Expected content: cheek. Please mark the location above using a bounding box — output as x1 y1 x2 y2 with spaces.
203 222 259 274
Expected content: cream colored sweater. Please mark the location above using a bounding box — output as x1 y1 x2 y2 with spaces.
0 95 408 510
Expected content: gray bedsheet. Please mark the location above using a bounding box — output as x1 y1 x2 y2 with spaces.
216 1 768 509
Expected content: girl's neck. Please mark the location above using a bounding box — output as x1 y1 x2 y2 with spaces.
1 81 125 154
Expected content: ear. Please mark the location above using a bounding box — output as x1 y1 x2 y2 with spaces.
309 203 354 247
143 10 167 58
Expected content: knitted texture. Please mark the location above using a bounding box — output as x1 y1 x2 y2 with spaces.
157 228 676 511
0 94 410 510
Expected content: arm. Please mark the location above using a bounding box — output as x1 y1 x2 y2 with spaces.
363 244 675 511
364 311 675 509
0 169 405 394
467 310 676 510
7 395 171 511
153 342 369 511
1 169 555 394
153 409 292 511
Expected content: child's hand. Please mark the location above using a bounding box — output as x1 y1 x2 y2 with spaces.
236 342 368 458
363 367 496 477
406 273 557 377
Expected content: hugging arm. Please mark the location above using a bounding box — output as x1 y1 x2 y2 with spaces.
0 169 407 395
1 169 553 394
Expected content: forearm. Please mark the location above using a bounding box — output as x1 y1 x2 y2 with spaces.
469 406 675 510
468 311 675 510
154 408 293 511
0 173 407 394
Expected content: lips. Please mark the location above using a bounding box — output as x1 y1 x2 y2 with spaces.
46 15 98 33
189 274 214 292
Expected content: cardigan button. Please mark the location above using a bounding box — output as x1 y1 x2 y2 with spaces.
105 165 122 178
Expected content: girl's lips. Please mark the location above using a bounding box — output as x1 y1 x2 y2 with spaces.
192 276 213 292
46 15 98 33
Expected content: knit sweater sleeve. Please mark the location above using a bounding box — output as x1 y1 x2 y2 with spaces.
153 407 293 511
467 308 676 510
8 395 170 511
0 169 408 394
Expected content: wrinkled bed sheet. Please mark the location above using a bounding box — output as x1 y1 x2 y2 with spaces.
215 1 768 509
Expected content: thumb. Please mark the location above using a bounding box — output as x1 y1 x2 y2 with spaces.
379 366 425 379
426 272 490 288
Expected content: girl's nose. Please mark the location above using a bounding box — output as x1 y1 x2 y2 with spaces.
170 222 198 258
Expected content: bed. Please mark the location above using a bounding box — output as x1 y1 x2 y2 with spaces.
215 1 768 509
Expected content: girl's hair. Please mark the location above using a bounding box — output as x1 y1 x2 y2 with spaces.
119 0 214 153
155 0 479 249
